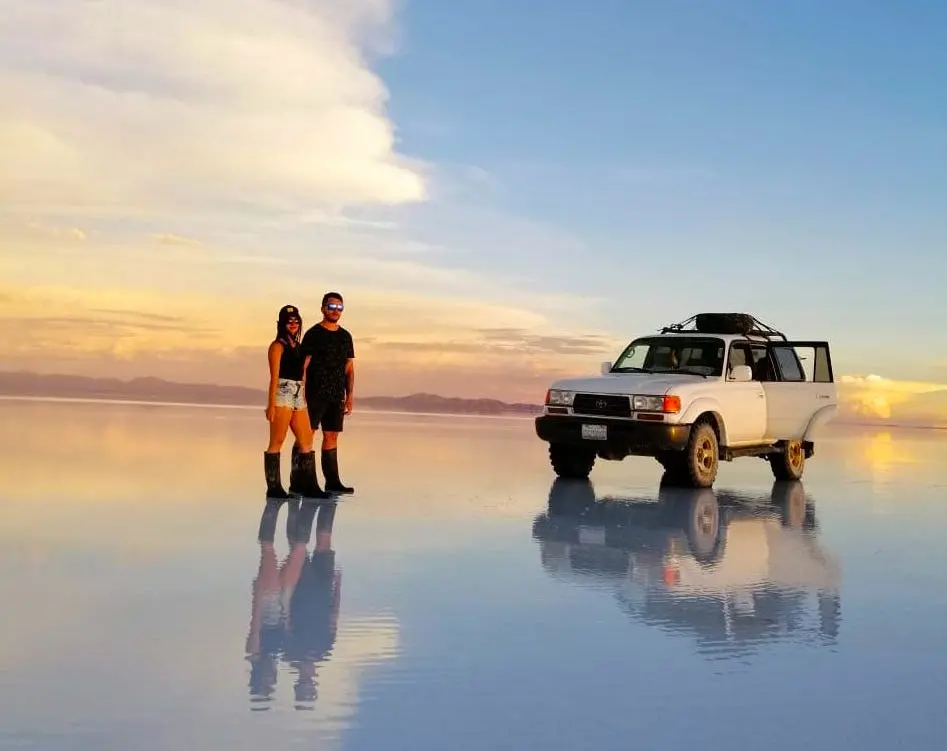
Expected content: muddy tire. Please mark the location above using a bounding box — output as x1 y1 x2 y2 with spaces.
769 439 806 481
549 443 596 480
679 421 719 488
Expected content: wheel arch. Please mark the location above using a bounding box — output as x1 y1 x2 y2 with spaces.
803 404 838 442
680 401 727 446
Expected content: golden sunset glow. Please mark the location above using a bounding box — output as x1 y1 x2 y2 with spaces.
0 220 624 402
4 251 947 419
836 375 947 427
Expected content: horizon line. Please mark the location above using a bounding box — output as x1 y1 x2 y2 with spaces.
0 368 539 405
1 385 945 433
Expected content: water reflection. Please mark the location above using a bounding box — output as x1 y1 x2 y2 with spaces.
533 477 842 660
246 499 341 711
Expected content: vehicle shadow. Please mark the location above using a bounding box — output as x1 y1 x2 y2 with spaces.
532 476 841 659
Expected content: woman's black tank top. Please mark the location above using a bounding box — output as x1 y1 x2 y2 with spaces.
275 337 304 380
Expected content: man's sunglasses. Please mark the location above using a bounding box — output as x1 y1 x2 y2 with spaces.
326 303 344 311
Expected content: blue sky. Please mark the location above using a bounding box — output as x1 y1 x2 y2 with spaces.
373 0 947 378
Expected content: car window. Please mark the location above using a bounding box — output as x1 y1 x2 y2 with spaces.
613 337 724 376
771 346 805 381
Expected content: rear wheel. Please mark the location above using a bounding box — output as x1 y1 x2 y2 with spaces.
549 443 596 479
769 439 806 481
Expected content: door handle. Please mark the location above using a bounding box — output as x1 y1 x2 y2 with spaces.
818 394 830 399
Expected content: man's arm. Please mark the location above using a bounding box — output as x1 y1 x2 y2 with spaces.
343 330 355 412
299 328 312 391
344 358 355 413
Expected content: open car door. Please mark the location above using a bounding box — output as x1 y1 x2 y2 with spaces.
761 341 836 440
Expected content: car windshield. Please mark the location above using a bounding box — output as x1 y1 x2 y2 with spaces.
611 336 725 377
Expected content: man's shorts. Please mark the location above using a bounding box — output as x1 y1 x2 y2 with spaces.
275 379 307 411
307 395 345 433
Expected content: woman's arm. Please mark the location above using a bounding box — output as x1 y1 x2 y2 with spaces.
266 341 282 421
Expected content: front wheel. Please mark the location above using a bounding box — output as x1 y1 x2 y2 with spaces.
549 443 596 479
769 439 806 481
680 421 719 488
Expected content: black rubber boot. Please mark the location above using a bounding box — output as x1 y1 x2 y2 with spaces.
288 443 302 494
294 451 330 500
322 448 354 494
264 452 290 499
284 499 300 544
257 499 282 542
290 502 319 544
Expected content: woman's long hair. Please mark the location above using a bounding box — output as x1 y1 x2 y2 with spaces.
276 306 302 346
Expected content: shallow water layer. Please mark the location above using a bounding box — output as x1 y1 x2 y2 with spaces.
1 399 946 750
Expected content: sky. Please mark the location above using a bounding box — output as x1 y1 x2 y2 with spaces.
0 0 945 422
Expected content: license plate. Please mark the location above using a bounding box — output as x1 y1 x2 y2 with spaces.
578 526 606 545
581 424 607 440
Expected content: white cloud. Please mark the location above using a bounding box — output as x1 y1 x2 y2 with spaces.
153 233 203 248
0 0 426 218
837 373 947 422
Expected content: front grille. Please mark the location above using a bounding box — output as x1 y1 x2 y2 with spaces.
572 393 631 418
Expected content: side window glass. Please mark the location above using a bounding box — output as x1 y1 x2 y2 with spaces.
728 345 746 371
782 344 833 383
813 345 832 383
750 347 776 381
772 346 805 381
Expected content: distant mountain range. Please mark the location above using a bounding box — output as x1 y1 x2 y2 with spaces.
0 370 543 416
2 370 942 430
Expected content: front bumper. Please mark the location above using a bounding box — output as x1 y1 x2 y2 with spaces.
535 414 691 455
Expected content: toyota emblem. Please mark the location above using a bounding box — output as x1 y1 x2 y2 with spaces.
595 399 607 409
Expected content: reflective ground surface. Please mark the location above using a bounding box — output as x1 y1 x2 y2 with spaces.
2 398 946 749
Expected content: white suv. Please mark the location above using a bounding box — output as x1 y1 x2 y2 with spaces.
535 313 838 488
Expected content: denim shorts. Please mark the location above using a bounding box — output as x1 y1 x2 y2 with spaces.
274 379 307 411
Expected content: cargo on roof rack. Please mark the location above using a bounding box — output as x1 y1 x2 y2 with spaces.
660 313 788 341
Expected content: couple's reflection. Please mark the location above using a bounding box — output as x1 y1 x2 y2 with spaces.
533 477 841 658
246 499 341 710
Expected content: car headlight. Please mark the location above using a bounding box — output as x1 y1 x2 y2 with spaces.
546 389 575 406
633 395 681 413
633 395 664 411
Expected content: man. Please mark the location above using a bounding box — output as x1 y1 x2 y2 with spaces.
290 292 355 495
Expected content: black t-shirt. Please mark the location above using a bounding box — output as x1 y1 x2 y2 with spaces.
300 324 354 400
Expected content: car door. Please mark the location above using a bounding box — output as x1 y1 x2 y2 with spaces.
720 342 766 445
761 341 836 440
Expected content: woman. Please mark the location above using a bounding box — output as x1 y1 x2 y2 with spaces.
263 305 327 499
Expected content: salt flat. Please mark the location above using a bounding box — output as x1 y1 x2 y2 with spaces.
1 398 945 750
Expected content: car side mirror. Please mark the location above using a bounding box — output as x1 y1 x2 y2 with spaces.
728 364 752 382
601 361 613 375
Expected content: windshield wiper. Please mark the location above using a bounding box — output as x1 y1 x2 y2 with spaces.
611 366 652 373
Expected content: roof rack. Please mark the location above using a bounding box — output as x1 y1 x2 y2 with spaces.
659 313 788 342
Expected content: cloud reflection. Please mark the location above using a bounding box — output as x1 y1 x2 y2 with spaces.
532 478 842 661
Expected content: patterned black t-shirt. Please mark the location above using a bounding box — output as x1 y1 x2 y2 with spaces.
300 324 354 400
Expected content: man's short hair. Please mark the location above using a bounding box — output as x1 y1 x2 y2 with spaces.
322 291 343 307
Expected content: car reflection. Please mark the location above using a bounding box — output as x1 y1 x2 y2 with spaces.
532 477 841 659
245 499 341 710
